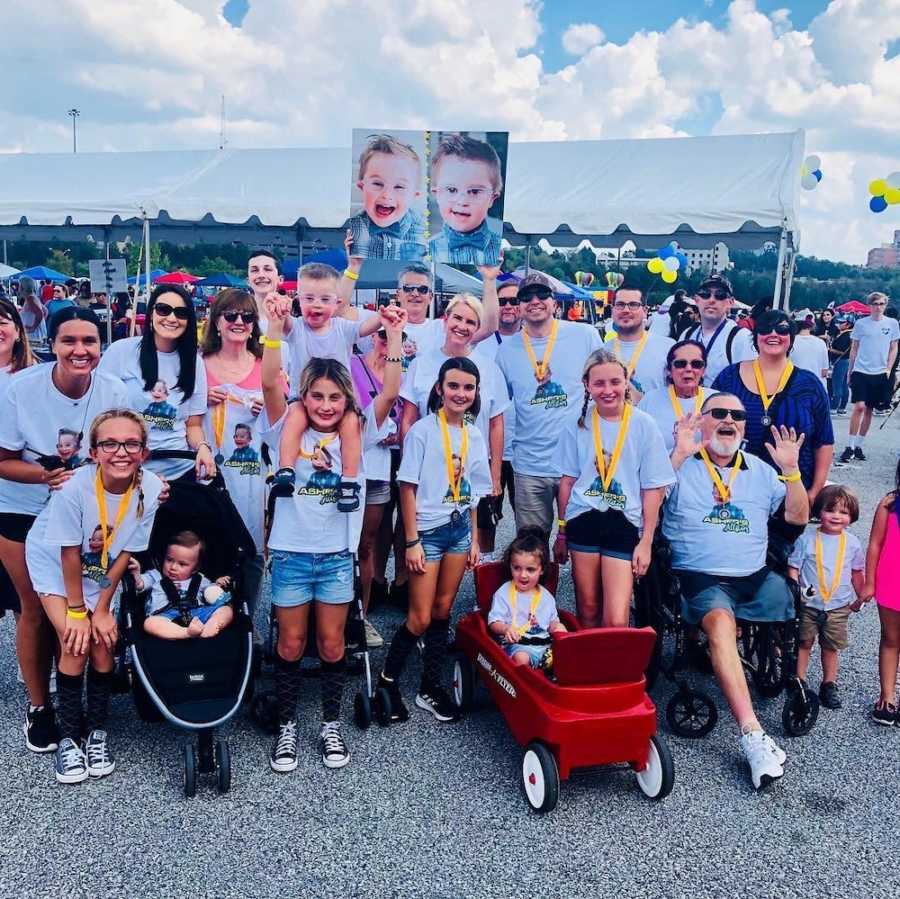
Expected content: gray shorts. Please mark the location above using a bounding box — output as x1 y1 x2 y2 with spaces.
678 568 794 628
512 472 559 537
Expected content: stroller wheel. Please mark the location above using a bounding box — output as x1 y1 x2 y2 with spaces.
521 742 559 814
215 740 232 793
665 689 718 738
373 686 393 727
782 683 820 737
451 657 474 713
635 734 675 801
354 690 373 730
183 744 197 798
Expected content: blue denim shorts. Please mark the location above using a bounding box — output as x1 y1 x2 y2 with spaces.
504 642 549 668
678 568 794 628
420 515 472 562
154 595 230 624
271 550 354 607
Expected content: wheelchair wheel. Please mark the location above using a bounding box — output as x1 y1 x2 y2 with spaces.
521 742 559 814
373 686 393 727
750 627 784 698
215 740 231 794
353 690 373 730
183 744 197 798
666 689 718 738
782 684 820 737
451 657 474 713
635 734 675 801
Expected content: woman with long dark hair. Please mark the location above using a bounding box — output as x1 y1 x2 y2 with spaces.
99 284 213 483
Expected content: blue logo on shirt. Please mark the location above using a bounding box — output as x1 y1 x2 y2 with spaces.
530 380 568 409
297 469 340 505
702 502 750 533
584 475 626 509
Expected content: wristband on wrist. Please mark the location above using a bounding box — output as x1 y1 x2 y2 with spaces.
405 537 421 548
197 442 212 453
384 355 402 363
556 518 567 530
262 337 282 349
66 608 88 620
778 471 802 483
343 269 359 281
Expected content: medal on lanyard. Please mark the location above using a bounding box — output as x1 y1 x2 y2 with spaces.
522 320 558 382
815 530 846 606
438 408 468 525
509 582 542 637
668 386 705 420
592 404 632 492
753 360 793 427
211 403 226 465
94 468 134 588
698 447 742 504
614 332 648 381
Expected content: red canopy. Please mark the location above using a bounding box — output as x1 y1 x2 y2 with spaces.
154 271 200 284
835 300 869 315
280 280 297 292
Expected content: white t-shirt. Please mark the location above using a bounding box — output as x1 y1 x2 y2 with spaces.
474 334 517 460
141 569 215 615
850 315 900 375
257 313 292 384
788 529 864 612
25 464 163 610
558 406 675 531
397 413 492 531
402 319 445 372
648 309 673 337
487 581 559 636
637 387 718 453
608 332 674 395
684 320 757 386
790 334 830 386
284 317 361 394
663 452 786 577
354 307 379 356
361 401 397 483
0 364 129 516
497 321 603 477
400 349 510 456
99 336 208 481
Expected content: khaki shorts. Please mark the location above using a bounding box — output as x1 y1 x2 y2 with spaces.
799 604 851 651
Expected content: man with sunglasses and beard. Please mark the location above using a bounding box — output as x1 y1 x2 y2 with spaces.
683 275 756 385
664 393 808 791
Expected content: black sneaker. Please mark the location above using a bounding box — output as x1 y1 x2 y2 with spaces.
839 447 854 464
319 721 350 769
415 686 460 723
819 682 842 710
872 700 898 726
378 674 409 722
24 705 59 754
54 738 88 784
853 447 866 462
270 720 299 772
85 729 116 777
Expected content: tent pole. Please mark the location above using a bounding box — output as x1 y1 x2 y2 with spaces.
772 224 788 310
524 244 531 276
105 231 112 345
430 255 438 319
143 215 151 321
783 243 797 312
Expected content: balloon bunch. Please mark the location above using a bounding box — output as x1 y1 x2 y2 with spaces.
647 242 688 284
605 271 624 290
800 155 823 191
574 271 595 288
869 173 900 213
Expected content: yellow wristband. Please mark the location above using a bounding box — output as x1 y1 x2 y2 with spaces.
262 337 282 349
343 269 359 281
66 608 88 620
557 518 567 530
778 472 802 483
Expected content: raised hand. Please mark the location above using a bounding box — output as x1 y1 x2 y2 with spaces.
764 424 806 474
477 250 504 283
672 413 704 458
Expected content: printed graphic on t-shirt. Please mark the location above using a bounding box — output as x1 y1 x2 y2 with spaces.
224 425 261 476
530 376 567 409
702 501 750 533
81 524 111 583
442 453 472 506
402 338 418 372
296 447 340 505
142 381 178 432
585 473 626 510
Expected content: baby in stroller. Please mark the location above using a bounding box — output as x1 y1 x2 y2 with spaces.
130 530 234 639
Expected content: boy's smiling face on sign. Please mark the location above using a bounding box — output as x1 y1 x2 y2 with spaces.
432 157 498 233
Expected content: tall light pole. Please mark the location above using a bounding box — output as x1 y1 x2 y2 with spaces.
67 108 80 153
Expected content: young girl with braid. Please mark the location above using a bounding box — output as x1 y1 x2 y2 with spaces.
25 409 163 783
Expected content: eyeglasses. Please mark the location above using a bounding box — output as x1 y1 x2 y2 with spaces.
705 408 748 422
401 285 430 295
221 311 257 324
757 322 792 336
671 359 705 370
499 297 520 307
613 301 644 311
95 439 146 455
696 288 731 301
519 287 553 301
153 303 190 321
870 301 887 307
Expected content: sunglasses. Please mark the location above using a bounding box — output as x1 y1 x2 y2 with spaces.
499 297 520 307
696 288 731 300
671 359 705 370
95 439 146 455
401 285 430 295
221 311 257 324
757 322 792 336
706 408 748 422
153 302 190 321
519 287 553 301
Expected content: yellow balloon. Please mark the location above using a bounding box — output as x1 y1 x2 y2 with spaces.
661 269 677 284
885 188 900 205
869 179 888 196
648 257 664 274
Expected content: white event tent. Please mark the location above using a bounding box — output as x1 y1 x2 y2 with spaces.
0 130 803 305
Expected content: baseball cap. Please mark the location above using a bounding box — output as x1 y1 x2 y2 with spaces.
517 272 554 299
697 274 734 296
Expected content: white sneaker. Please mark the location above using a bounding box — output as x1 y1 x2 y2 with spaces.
741 730 784 791
363 619 384 649
762 732 786 767
319 721 350 769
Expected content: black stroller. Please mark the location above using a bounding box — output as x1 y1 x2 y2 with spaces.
120 451 257 797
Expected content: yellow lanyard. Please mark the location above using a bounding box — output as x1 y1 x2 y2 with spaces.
815 530 846 606
668 385 705 419
509 582 542 637
591 404 632 492
614 332 648 380
211 403 226 452
522 320 558 381
438 408 468 503
752 360 794 413
94 468 134 570
298 431 338 461
698 447 742 504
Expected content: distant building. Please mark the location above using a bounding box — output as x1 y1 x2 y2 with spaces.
867 230 900 269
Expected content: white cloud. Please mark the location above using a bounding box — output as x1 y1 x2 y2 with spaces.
0 0 898 263
562 22 605 56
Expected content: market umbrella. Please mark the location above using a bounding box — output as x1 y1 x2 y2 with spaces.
0 263 21 278
15 265 70 282
196 273 249 288
129 268 168 285
154 270 200 284
835 300 869 315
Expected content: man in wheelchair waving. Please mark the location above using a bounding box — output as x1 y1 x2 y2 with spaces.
663 393 808 791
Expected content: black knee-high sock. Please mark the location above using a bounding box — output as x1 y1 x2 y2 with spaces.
320 657 346 723
85 667 114 734
421 618 450 692
274 653 302 724
55 671 84 742
381 624 419 682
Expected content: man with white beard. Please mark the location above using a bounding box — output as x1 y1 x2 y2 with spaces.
663 393 808 792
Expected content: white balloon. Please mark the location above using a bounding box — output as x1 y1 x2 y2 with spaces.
801 173 819 191
887 172 900 189
664 255 681 271
804 155 821 172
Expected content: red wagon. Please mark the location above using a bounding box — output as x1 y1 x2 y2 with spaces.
452 562 675 812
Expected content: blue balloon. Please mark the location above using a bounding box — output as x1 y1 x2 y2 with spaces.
814 169 822 182
870 195 888 213
659 246 674 259
676 252 688 268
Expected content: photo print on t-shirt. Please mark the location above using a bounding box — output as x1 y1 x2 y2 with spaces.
81 524 112 583
530 373 567 408
296 446 341 505
56 428 82 467
442 453 472 507
224 423 260 476
142 380 178 431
